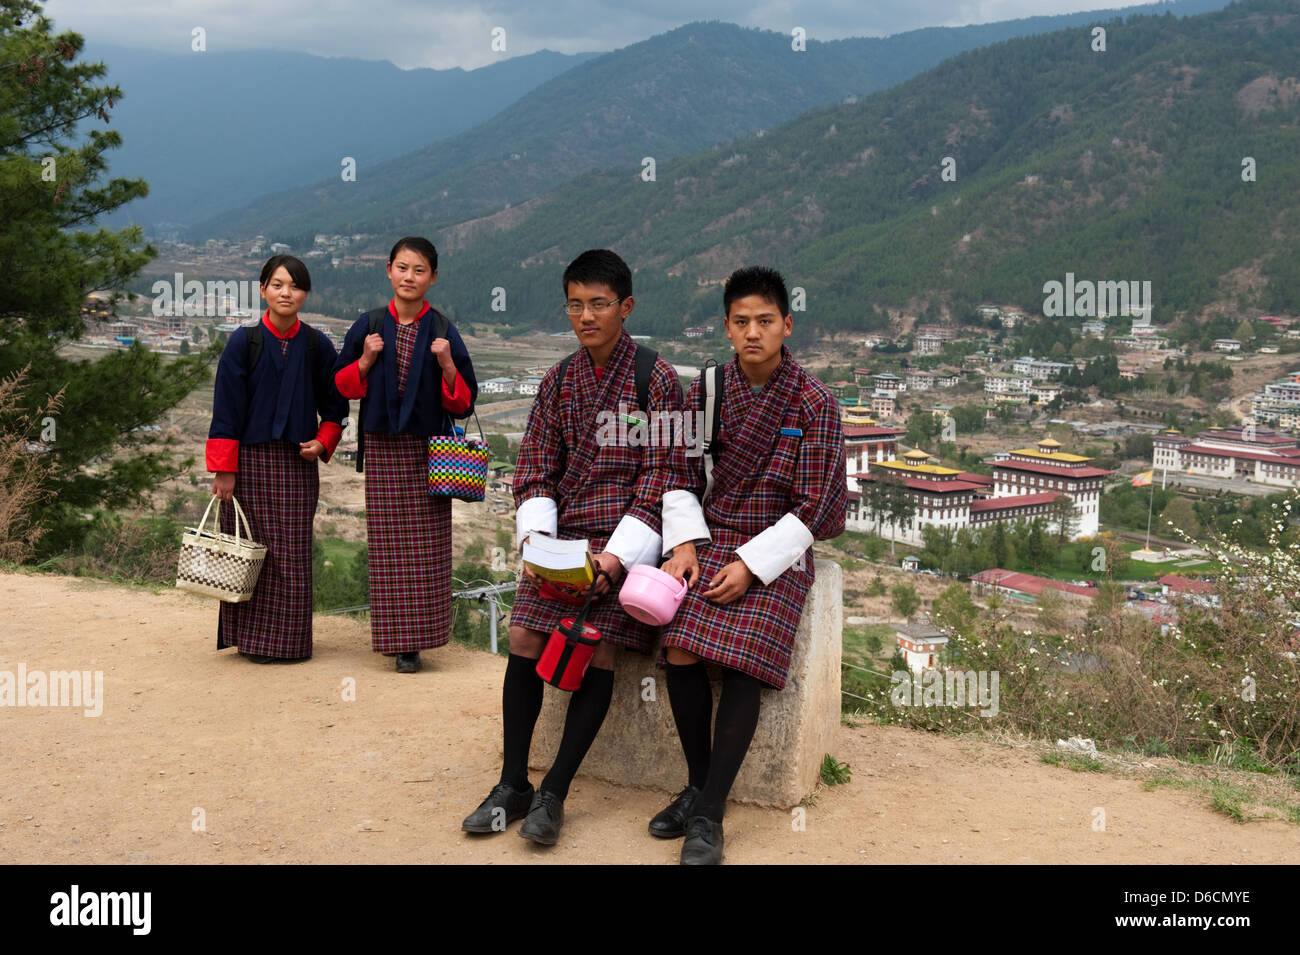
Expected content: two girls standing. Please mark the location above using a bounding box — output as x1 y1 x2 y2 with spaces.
206 238 477 669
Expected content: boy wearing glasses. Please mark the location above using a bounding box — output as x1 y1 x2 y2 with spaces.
462 249 684 846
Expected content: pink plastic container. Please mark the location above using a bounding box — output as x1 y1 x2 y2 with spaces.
618 565 688 625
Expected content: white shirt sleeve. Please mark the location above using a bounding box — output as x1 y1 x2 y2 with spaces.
661 489 712 555
734 513 815 586
603 514 663 570
516 496 557 549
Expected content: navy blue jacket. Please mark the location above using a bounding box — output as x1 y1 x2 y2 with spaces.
206 320 349 471
333 305 478 437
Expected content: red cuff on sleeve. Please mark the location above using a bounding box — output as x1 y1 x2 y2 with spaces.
206 438 240 473
316 421 343 463
441 371 472 416
335 360 368 400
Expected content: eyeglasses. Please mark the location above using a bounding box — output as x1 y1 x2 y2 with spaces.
562 298 623 316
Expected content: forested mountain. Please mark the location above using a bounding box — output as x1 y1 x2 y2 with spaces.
200 1 1229 242
294 0 1300 340
91 44 599 230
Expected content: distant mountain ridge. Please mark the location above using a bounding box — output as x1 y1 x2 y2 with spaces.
285 0 1300 340
199 0 1230 241
89 44 600 231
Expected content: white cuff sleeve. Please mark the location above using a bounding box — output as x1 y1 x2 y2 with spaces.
603 514 663 570
661 489 711 555
734 513 814 586
516 496 557 549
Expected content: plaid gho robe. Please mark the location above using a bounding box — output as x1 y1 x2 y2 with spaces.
660 349 846 688
510 330 683 651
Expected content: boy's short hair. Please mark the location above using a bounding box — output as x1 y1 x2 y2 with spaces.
563 249 632 300
723 266 789 318
260 254 312 292
388 236 438 272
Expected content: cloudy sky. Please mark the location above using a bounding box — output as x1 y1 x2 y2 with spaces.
45 0 1170 70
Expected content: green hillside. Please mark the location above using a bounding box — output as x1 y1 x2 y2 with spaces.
200 2 1230 244
309 0 1299 339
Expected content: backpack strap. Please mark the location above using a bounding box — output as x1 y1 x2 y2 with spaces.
355 308 388 473
633 345 656 413
556 344 657 410
701 361 723 502
355 306 454 471
245 323 263 375
245 320 319 373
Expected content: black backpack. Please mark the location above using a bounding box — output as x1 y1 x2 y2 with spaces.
557 344 657 413
355 307 451 472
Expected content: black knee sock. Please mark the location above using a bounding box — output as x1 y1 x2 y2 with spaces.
693 668 763 823
540 667 615 800
499 653 544 790
665 661 713 790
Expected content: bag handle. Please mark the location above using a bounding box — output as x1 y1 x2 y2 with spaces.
228 495 253 545
447 408 487 445
195 494 220 537
195 494 253 545
569 568 614 628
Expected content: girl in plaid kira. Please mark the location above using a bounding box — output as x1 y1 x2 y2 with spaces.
654 266 847 864
206 255 349 663
332 237 479 674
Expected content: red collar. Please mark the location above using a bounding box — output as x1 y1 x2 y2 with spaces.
388 299 431 323
261 310 300 339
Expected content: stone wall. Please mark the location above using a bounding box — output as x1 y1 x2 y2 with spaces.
530 560 843 808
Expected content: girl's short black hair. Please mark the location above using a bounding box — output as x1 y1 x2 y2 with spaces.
388 236 438 272
259 254 311 292
562 249 632 300
723 266 789 317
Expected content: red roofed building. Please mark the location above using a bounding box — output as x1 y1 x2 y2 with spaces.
842 415 907 494
987 437 1112 536
844 437 1109 545
1158 574 1219 607
970 568 1098 601
1150 425 1300 488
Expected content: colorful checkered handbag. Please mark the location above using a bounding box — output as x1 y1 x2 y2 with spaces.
428 411 488 502
175 495 267 602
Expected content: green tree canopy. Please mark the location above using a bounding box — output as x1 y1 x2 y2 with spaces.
0 1 211 555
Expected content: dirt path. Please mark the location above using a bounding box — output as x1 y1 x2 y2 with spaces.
1 571 1292 864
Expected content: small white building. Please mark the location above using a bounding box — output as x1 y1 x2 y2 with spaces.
984 372 1032 397
1213 339 1242 352
915 333 945 356
896 622 949 675
479 377 516 395
515 376 543 396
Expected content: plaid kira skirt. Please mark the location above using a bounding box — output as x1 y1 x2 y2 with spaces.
658 526 814 690
217 441 318 659
508 527 659 654
364 432 452 653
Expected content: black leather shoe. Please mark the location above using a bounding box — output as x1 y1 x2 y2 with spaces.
648 786 699 839
519 790 565 846
395 652 421 673
462 782 535 833
680 815 724 865
239 651 276 664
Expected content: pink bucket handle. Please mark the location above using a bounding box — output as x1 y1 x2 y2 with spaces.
672 575 689 600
